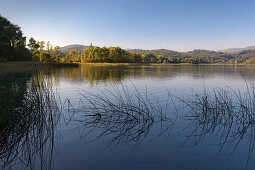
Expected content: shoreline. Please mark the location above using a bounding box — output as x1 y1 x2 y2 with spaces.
0 62 79 69
77 62 255 66
0 61 255 68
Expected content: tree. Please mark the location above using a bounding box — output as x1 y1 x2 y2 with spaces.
97 47 110 62
27 37 40 61
46 41 51 55
38 41 45 61
142 53 156 63
88 43 95 60
53 46 60 62
69 50 76 62
109 47 124 62
40 53 51 62
0 15 31 61
131 53 142 63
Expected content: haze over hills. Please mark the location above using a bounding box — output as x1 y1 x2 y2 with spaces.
60 44 89 57
59 44 182 58
60 44 255 55
219 46 255 53
57 44 255 64
58 44 255 61
60 44 89 52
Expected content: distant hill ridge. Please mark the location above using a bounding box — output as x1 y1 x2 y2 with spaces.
219 46 255 53
60 44 89 58
59 44 255 58
60 44 89 51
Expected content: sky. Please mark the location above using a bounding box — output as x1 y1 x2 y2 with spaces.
1 0 255 52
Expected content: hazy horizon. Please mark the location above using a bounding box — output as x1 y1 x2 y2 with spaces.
60 43 255 53
1 0 255 52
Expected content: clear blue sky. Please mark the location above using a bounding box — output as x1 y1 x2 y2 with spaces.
1 0 255 51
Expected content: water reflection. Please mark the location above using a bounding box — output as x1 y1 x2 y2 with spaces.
2 65 255 169
180 85 255 168
71 85 175 149
60 65 255 83
23 65 255 88
66 81 255 169
0 70 60 170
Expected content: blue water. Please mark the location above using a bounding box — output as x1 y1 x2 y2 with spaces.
1 65 255 170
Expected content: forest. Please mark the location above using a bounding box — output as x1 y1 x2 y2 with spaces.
1 14 255 64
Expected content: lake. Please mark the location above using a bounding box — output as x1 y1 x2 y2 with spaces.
1 64 255 170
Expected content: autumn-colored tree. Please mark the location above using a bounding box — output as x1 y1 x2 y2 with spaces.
38 41 45 61
54 46 61 62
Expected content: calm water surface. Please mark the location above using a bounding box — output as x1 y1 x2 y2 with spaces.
1 65 255 170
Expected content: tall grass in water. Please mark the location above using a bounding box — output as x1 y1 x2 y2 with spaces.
0 73 60 170
72 84 175 148
180 82 255 168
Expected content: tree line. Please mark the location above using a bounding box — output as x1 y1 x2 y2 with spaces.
0 14 61 62
2 14 255 64
27 38 61 62
61 47 255 64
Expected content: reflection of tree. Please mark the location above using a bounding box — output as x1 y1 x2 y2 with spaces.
51 65 255 85
0 70 60 170
0 70 31 118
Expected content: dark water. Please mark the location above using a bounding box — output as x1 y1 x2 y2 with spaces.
1 65 255 170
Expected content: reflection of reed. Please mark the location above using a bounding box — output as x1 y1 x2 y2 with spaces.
0 74 60 170
180 82 255 168
72 84 175 148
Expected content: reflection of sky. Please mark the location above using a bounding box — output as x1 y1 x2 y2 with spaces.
38 65 255 170
57 65 255 100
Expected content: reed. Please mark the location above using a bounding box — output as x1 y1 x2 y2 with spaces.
178 81 255 169
0 73 60 170
70 83 175 148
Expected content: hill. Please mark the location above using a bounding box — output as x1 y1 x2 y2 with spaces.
59 44 255 63
60 44 89 51
60 44 89 57
220 46 255 53
127 49 181 57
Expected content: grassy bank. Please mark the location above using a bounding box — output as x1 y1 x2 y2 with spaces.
0 62 79 69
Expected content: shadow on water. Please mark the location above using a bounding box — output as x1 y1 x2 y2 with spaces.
0 69 60 170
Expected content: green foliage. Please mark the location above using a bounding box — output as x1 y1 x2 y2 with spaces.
38 53 51 62
0 14 31 61
27 38 39 55
27 39 61 63
3 14 255 64
59 45 147 63
58 46 255 64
